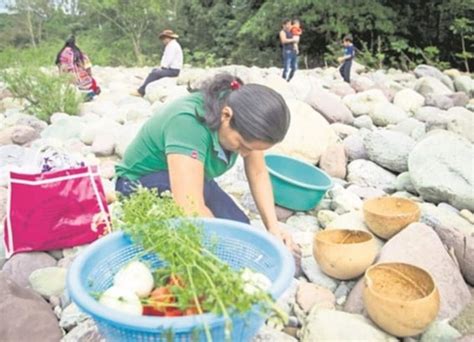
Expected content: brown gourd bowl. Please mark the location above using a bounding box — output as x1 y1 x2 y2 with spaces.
363 262 440 337
313 229 377 280
363 197 420 239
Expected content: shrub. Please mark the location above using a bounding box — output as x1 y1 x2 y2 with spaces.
0 67 83 122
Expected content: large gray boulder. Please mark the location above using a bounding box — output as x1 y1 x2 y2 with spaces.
414 77 453 97
270 99 338 164
454 75 474 97
414 64 455 90
344 223 472 320
347 159 397 191
304 86 354 124
364 130 416 173
0 272 63 341
446 107 474 143
421 203 474 285
408 131 474 211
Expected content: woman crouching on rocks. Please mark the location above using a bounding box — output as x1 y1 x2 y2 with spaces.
115 72 297 252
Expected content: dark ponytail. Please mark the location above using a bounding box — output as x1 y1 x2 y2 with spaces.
200 72 291 144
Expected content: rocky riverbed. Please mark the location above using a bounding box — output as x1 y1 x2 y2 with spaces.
0 63 473 341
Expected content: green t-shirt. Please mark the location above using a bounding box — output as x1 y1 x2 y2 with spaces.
115 92 238 181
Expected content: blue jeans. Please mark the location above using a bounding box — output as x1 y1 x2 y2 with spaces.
282 50 298 81
115 171 250 224
340 61 352 83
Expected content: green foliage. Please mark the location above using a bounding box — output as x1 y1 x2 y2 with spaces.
0 67 82 122
0 1 472 70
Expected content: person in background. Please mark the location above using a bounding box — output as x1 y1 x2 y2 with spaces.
338 34 355 83
55 35 101 100
131 29 183 97
290 19 303 55
279 19 298 82
116 72 298 254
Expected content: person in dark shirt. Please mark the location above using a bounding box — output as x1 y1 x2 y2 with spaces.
338 34 355 83
279 19 299 81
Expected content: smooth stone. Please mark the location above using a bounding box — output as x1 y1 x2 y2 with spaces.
60 303 89 331
275 205 295 222
353 115 373 129
343 134 368 161
286 215 320 233
420 320 462 342
2 252 57 288
317 210 339 228
408 130 474 211
347 159 397 192
319 143 347 179
346 185 386 200
29 267 67 297
301 308 397 341
0 272 63 341
393 88 425 113
61 319 103 342
296 281 336 313
395 172 418 195
301 257 338 291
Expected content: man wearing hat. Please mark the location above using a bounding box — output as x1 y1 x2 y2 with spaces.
132 29 183 97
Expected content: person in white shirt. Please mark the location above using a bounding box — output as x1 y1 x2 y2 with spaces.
132 29 183 97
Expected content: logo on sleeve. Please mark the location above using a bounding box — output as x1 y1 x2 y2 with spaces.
191 150 198 159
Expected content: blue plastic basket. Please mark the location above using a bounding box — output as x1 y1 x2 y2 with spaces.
67 218 295 341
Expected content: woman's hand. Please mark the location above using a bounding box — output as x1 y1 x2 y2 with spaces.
269 226 301 257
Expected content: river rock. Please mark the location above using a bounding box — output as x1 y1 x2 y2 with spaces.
343 89 388 117
29 267 67 297
420 203 474 285
11 125 40 145
330 81 356 97
414 64 454 90
317 210 339 228
270 99 338 164
347 159 397 191
319 143 347 179
60 303 89 331
296 281 336 313
344 223 472 320
395 172 418 194
286 215 319 233
91 133 116 156
364 130 416 173
408 131 474 211
389 118 426 141
450 290 474 336
353 115 373 130
446 107 474 143
414 76 453 97
454 75 474 97
343 134 368 161
301 257 338 291
253 325 297 342
146 81 188 104
393 88 425 113
330 189 363 214
301 308 397 341
369 102 409 127
0 272 63 341
117 98 153 122
41 116 85 142
415 106 450 131
2 252 57 287
351 76 376 93
421 321 462 342
346 185 386 200
305 87 354 124
61 319 103 342
330 123 358 140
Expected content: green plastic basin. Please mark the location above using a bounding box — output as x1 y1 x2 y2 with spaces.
265 154 333 211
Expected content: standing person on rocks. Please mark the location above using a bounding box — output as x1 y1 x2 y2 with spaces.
116 72 298 254
131 29 183 97
338 34 355 83
280 19 299 82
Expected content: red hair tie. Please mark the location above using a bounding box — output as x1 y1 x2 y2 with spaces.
230 80 241 90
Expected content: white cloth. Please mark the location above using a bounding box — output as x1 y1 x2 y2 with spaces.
160 39 183 70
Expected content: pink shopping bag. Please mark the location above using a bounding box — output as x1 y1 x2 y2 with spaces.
3 166 111 258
